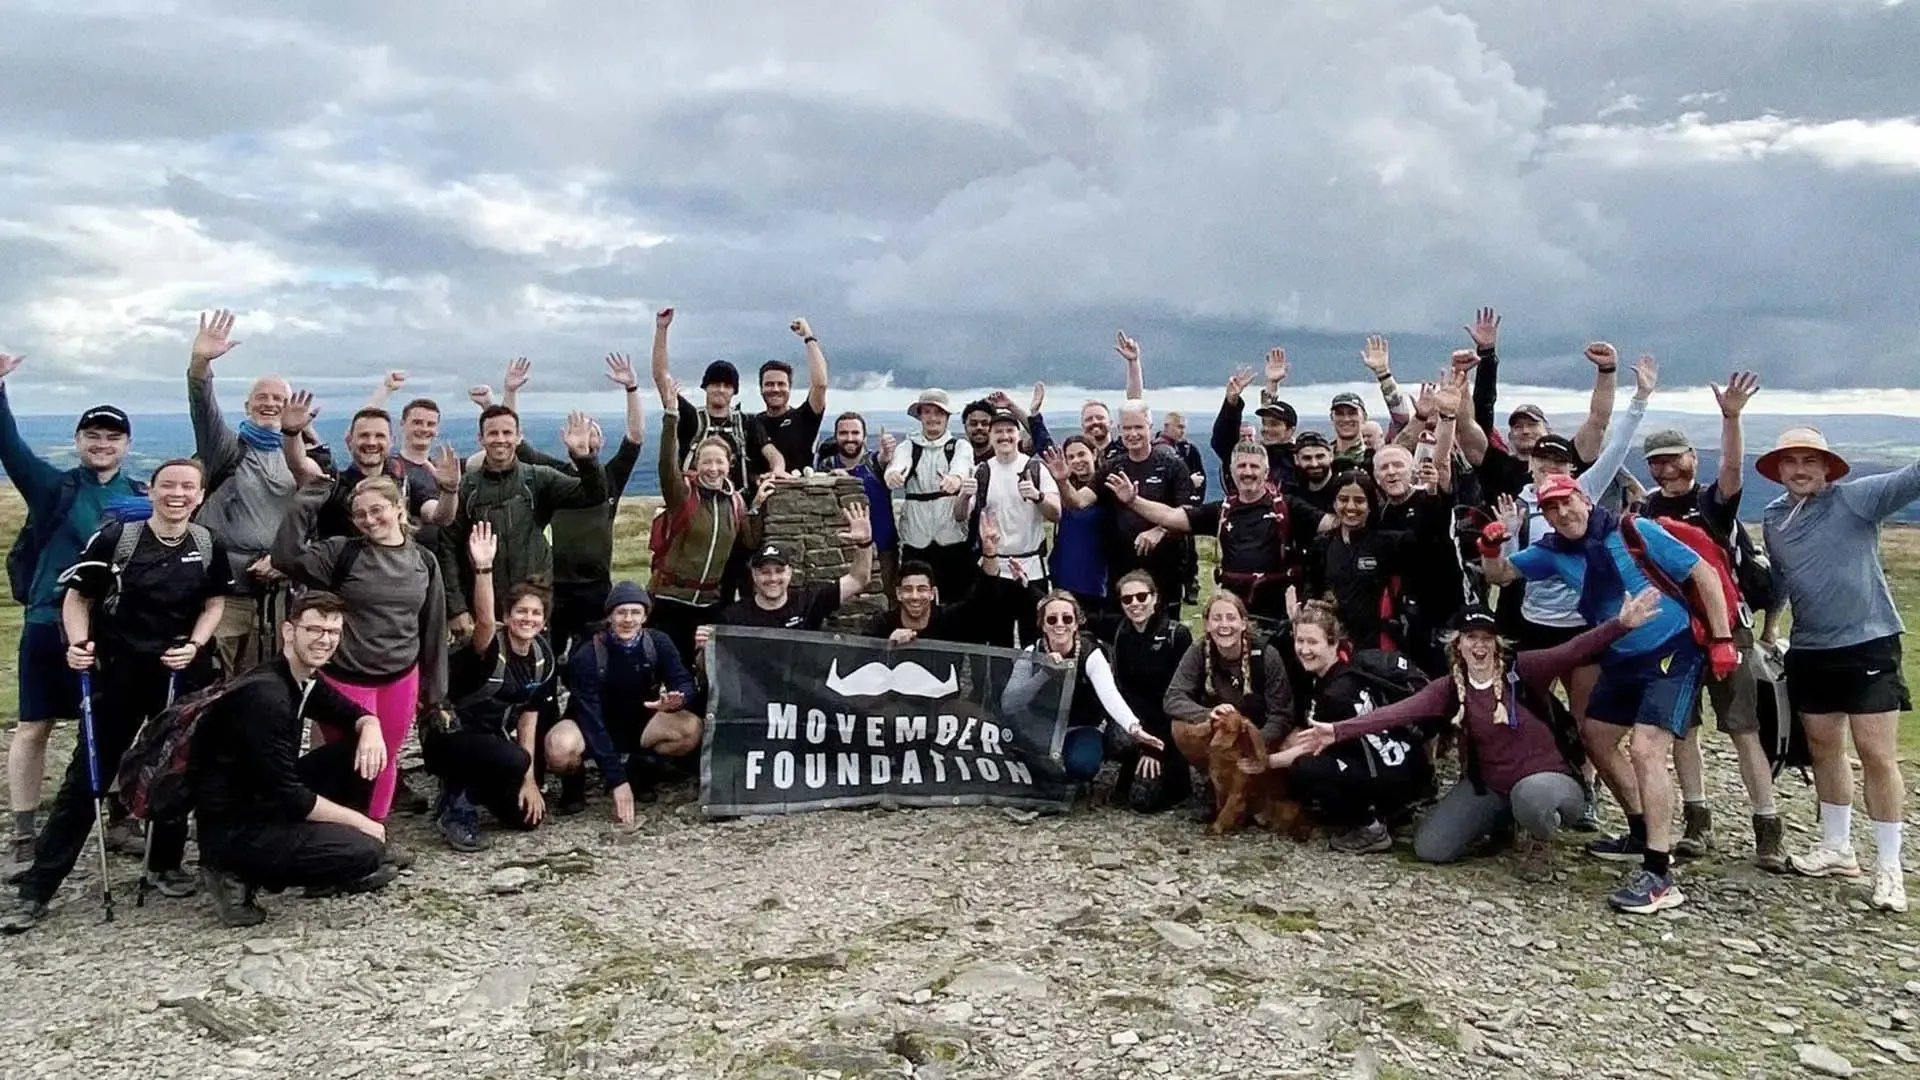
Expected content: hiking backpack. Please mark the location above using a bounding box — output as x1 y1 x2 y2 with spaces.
966 456 1050 557
648 487 747 567
1342 648 1429 708
116 679 234 822
901 438 961 500
452 633 558 732
681 405 750 490
1618 514 1744 647
8 476 149 604
1753 643 1811 779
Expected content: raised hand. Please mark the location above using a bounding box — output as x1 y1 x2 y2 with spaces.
838 502 874 546
559 410 593 457
1413 381 1438 421
1040 447 1069 483
433 444 461 489
1225 366 1255 402
0 353 25 382
467 385 495 408
790 317 813 340
1114 331 1140 365
1495 493 1521 533
1467 307 1500 350
586 418 605 454
1632 353 1658 399
1711 370 1759 417
878 427 897 462
1264 347 1289 386
468 520 498 570
980 510 1002 553
1616 585 1662 629
1584 342 1618 370
1104 470 1138 504
192 310 242 366
282 389 317 434
1450 347 1481 375
604 352 638 389
504 357 532 392
1431 368 1466 416
656 307 675 330
1017 475 1041 502
660 374 682 410
1285 586 1301 620
383 370 407 393
1030 381 1046 415
1360 335 1390 375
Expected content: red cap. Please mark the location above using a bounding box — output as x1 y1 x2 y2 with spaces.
1536 473 1582 505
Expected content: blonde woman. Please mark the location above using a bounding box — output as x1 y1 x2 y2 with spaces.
272 474 446 827
1292 590 1660 882
1002 591 1164 782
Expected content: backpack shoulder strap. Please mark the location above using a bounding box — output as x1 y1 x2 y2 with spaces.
642 629 658 672
186 523 215 571
592 633 609 683
1619 515 1685 602
35 473 84 539
111 519 145 571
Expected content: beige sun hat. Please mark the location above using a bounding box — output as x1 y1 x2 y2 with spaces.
1756 425 1850 483
907 388 953 419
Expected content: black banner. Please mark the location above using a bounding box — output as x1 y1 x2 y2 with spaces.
700 626 1078 815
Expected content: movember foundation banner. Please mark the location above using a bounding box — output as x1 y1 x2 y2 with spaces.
701 626 1078 816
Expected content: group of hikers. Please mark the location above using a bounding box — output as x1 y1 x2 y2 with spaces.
0 301 1913 935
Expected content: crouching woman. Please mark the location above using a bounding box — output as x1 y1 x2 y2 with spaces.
1002 591 1165 783
1290 589 1661 880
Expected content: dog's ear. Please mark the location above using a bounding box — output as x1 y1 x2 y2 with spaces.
1232 715 1263 763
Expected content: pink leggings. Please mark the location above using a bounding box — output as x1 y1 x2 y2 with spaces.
321 666 420 821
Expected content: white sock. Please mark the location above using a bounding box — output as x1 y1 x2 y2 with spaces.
1751 797 1777 818
1819 802 1853 850
1873 820 1904 872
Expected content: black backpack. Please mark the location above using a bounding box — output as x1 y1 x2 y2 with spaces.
966 456 1049 557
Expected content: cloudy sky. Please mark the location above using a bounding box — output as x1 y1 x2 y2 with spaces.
1 0 1916 417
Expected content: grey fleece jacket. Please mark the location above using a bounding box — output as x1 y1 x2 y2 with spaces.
190 371 297 595
271 481 448 704
1163 637 1296 745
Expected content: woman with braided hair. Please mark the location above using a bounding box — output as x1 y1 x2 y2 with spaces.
1290 588 1663 880
1163 592 1297 818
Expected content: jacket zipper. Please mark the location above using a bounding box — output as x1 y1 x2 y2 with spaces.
696 488 721 604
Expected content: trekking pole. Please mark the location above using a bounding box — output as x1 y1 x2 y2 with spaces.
136 665 182 909
77 671 115 923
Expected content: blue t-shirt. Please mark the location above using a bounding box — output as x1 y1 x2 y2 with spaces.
1510 517 1699 658
1050 501 1109 597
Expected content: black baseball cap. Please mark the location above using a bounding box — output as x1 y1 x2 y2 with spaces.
1448 605 1498 634
1255 401 1298 425
701 360 740 390
75 405 131 436
1329 391 1366 413
749 541 791 568
1530 434 1578 462
1508 404 1547 426
988 408 1021 428
1294 431 1330 451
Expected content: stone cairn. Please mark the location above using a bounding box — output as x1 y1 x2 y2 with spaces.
758 474 886 631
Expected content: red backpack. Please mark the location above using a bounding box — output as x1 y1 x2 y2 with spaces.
1618 514 1741 648
648 483 746 567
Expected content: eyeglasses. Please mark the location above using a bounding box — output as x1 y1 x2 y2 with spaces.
1044 614 1077 626
295 623 343 640
1119 591 1153 604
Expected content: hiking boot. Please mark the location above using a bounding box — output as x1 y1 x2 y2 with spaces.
1329 820 1393 855
304 863 400 899
201 868 267 928
146 868 199 899
1513 833 1555 884
1188 774 1217 825
1586 832 1645 862
437 797 489 854
1183 582 1200 606
7 832 34 869
1574 790 1601 833
1789 843 1863 879
1674 803 1714 859
1753 815 1788 873
1871 866 1909 914
1608 869 1686 915
556 773 588 816
105 816 145 856
0 896 49 935
381 843 416 871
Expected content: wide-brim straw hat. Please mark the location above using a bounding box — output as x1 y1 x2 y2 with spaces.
1756 426 1850 483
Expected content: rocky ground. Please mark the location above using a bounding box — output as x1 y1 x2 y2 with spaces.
1 731 1917 1080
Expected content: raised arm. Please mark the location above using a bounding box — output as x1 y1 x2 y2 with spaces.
268 480 341 586
1116 332 1144 399
186 310 243 477
1577 354 1654 497
537 412 610 512
1836 459 1920 525
1711 371 1759 497
792 318 828 415
1359 335 1410 428
1326 679 1455 742
1211 368 1253 464
467 524 498 652
276 390 330 486
650 307 675 402
656 393 691 514
0 358 63 501
1570 342 1620 463
837 504 876 603
365 370 405 410
1465 307 1501 436
602 352 647 446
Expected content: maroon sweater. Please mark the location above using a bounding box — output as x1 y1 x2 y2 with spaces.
1330 620 1629 797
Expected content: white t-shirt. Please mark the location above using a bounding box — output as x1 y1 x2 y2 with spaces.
981 454 1060 583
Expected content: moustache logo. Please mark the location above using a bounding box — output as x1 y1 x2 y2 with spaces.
825 659 960 699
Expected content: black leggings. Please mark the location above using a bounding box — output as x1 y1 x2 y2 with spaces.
1287 748 1433 828
423 730 535 825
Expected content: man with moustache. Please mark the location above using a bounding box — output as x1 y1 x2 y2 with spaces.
0 354 152 869
186 308 299 676
954 408 1062 643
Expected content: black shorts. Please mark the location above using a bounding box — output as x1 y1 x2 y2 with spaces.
1785 635 1912 716
1515 619 1586 654
17 621 81 723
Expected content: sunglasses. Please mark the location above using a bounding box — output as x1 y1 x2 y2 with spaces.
1044 613 1077 626
1119 591 1153 604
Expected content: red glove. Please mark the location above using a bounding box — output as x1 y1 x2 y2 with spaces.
1708 640 1740 681
1477 521 1510 560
